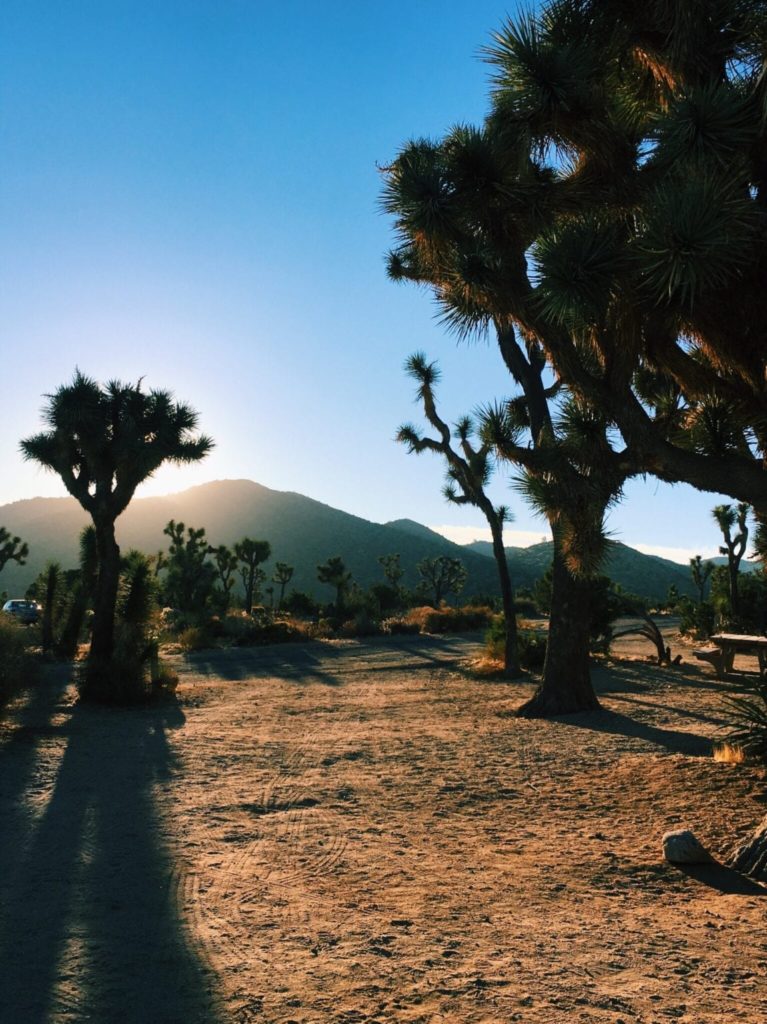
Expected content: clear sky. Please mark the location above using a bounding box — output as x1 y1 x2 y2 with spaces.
0 1 734 563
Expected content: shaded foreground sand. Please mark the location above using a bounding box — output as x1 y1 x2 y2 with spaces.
0 635 765 1023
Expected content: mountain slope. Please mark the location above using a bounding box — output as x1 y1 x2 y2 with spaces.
466 539 695 602
0 480 501 600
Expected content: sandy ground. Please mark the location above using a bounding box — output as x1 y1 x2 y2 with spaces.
0 631 766 1024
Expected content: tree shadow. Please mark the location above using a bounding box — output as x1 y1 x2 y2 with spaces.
564 707 712 756
0 684 223 1024
674 860 767 896
606 692 732 729
185 633 482 687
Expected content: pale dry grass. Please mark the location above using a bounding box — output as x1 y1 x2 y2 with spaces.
713 741 747 764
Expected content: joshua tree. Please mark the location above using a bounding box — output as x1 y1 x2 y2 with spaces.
209 544 238 611
20 372 212 696
272 562 294 610
713 504 749 622
690 555 715 606
378 554 404 589
58 526 99 658
398 353 520 674
317 556 352 617
381 0 767 711
235 538 271 613
162 521 217 615
0 528 28 577
40 562 62 653
416 555 467 607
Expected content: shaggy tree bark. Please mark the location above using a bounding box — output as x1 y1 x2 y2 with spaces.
516 539 599 717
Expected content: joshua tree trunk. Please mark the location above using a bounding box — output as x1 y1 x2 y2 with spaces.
489 519 520 676
516 537 599 717
89 517 121 676
41 564 60 653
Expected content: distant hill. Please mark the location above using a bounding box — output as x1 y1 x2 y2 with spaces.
0 480 501 600
0 479 701 604
465 539 696 603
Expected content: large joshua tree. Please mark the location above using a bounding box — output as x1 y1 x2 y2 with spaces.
382 0 767 712
384 0 767 871
397 353 521 675
20 372 212 695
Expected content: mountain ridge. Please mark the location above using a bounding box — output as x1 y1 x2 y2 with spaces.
0 478 695 602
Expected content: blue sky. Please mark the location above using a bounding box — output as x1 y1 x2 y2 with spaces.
0 1 734 562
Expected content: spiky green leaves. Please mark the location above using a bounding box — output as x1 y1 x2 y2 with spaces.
651 82 757 170
634 173 757 307
20 371 213 516
533 216 626 328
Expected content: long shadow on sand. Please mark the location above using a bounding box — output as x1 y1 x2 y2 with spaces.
186 634 481 685
673 860 767 896
564 707 712 756
0 673 222 1024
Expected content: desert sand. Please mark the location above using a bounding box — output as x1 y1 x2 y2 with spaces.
0 632 765 1023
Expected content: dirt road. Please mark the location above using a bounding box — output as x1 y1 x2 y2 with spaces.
0 635 765 1023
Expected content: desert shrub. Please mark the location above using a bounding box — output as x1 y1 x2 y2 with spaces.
382 616 421 635
282 590 320 617
723 677 767 764
678 597 716 639
338 613 382 638
414 605 495 634
150 658 179 695
485 618 547 670
518 630 548 670
513 596 539 618
368 583 403 616
302 617 335 640
0 614 37 709
233 619 304 646
177 625 214 652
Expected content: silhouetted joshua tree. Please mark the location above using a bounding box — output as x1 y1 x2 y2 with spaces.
235 538 271 613
20 372 212 698
416 555 468 607
317 556 352 617
0 527 28 578
689 555 714 605
209 544 238 611
398 353 520 674
272 562 294 610
713 503 749 622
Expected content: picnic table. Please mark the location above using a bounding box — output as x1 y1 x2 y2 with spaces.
693 633 767 679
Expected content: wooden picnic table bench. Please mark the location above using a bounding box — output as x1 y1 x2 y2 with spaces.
693 633 767 679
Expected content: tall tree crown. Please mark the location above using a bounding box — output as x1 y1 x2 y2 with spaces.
20 371 213 519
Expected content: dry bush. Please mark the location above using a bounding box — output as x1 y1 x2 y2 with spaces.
713 742 746 764
400 605 495 635
338 613 382 639
177 625 214 652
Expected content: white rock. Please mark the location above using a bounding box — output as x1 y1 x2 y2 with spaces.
662 829 712 864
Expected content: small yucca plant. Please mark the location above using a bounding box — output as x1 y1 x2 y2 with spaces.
722 679 767 763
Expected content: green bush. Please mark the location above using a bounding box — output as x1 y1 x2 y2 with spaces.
518 630 548 670
177 624 215 652
485 617 547 670
678 597 716 639
0 614 37 709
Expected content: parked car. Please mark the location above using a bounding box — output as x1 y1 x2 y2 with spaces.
2 599 42 624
